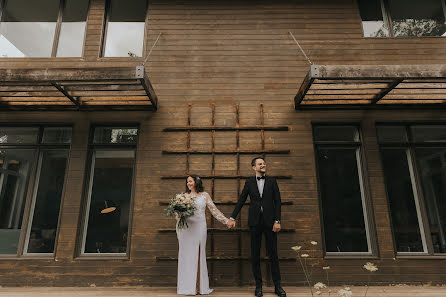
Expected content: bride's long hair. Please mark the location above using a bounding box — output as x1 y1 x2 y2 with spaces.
185 175 204 193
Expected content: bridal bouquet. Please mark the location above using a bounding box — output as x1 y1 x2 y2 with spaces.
164 193 196 229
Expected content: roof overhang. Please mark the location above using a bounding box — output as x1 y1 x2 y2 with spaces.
295 64 446 109
0 66 157 111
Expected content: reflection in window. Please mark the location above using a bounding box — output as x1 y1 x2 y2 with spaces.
25 150 68 254
380 149 425 252
83 150 135 254
0 0 90 57
314 125 371 254
103 0 148 57
357 0 446 37
378 124 446 255
357 0 389 37
0 0 59 57
93 127 138 144
0 127 39 144
0 149 35 254
56 0 90 57
388 0 446 37
416 148 446 253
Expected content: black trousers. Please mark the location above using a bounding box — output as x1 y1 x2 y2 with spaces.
250 213 281 287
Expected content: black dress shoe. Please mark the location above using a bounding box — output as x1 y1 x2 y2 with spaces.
254 286 263 297
274 286 286 297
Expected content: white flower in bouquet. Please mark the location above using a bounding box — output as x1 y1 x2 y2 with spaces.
164 193 196 229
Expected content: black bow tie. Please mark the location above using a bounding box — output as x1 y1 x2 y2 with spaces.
257 176 265 180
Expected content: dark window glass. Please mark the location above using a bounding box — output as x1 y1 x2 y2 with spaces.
411 125 446 143
0 0 60 57
380 149 424 252
83 150 134 253
357 0 390 37
104 0 148 57
0 149 35 254
313 126 359 142
42 127 72 144
416 148 446 253
0 127 39 144
56 0 90 57
377 125 408 143
388 0 446 37
317 147 369 253
93 127 138 144
25 150 68 253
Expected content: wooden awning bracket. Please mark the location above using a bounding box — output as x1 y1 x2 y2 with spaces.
295 64 446 109
0 66 158 111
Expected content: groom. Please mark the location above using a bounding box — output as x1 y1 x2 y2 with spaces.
227 157 286 297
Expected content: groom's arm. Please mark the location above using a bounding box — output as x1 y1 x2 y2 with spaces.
273 178 281 222
230 180 249 220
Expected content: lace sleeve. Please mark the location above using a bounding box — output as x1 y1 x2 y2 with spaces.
205 193 229 225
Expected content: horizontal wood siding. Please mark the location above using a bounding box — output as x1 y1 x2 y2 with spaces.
0 0 446 287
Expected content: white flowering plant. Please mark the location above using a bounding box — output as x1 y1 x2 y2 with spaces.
164 193 196 229
291 241 379 297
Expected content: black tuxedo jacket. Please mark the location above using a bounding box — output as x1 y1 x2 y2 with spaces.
231 176 281 227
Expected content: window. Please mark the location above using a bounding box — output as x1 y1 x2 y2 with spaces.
357 0 446 37
378 124 446 255
80 126 138 255
313 125 374 255
0 126 71 255
0 0 90 57
102 0 148 57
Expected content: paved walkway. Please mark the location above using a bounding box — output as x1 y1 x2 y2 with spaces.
0 286 446 297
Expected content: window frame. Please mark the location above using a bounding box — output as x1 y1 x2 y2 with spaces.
0 124 72 258
377 122 446 256
100 0 150 58
0 0 91 58
357 0 446 38
76 124 139 259
312 123 378 258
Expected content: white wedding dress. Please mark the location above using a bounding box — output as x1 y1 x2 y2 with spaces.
176 192 229 295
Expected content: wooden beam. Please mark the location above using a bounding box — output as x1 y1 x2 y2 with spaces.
163 126 288 132
0 67 140 82
314 64 446 80
161 175 292 179
162 149 290 155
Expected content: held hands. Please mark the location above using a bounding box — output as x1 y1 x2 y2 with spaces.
226 220 236 229
272 222 281 232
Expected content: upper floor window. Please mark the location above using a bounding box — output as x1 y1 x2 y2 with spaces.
102 0 148 57
0 0 90 58
358 0 446 37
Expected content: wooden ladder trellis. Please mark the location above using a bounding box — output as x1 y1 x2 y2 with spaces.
157 103 294 286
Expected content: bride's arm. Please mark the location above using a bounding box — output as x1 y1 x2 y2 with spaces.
204 192 229 225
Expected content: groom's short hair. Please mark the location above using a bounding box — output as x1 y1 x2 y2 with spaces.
251 156 265 167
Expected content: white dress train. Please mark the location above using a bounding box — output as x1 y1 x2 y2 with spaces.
176 192 229 295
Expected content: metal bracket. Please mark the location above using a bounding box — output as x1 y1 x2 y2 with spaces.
310 64 320 78
135 66 145 78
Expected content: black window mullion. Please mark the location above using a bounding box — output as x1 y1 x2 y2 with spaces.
52 0 65 57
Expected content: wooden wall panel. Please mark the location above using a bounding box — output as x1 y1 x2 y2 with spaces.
0 0 446 287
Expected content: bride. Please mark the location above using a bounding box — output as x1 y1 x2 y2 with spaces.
176 175 230 295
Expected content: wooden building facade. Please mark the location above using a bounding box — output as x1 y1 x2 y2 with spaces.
0 0 446 287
